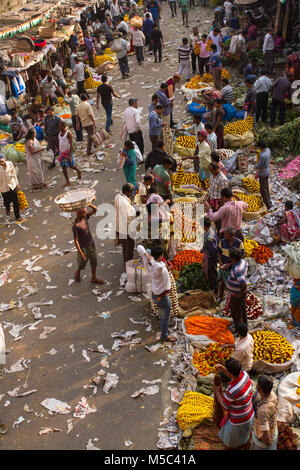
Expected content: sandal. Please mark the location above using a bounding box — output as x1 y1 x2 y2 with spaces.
160 336 176 343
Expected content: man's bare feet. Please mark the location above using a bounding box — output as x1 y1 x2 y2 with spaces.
63 182 71 188
16 217 24 223
74 271 81 282
91 278 105 285
77 170 82 180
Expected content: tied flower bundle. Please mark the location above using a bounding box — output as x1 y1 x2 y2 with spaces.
252 330 294 364
93 55 114 66
172 167 201 188
224 116 254 136
177 391 214 431
172 250 203 272
176 135 196 148
233 192 263 213
251 245 273 264
242 177 260 193
17 191 28 210
192 342 233 376
184 315 234 344
223 292 263 320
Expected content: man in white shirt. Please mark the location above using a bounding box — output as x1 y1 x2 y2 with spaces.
117 16 129 35
254 70 272 123
231 323 254 372
224 1 232 24
137 244 175 342
263 28 275 74
76 94 97 155
114 183 137 264
208 28 223 55
237 30 248 74
0 154 23 221
110 0 120 24
70 47 78 72
73 57 87 97
123 98 144 156
52 60 66 91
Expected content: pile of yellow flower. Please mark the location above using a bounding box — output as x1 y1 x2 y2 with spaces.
0 133 10 140
206 40 213 52
176 135 196 148
244 238 259 257
185 76 208 89
256 148 261 163
233 192 263 213
252 330 294 364
103 48 112 54
14 142 25 153
224 116 254 136
93 55 114 67
242 177 260 193
124 14 129 23
17 191 28 210
177 392 214 431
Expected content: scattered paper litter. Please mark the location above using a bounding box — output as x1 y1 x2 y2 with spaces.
46 348 57 355
128 296 142 302
103 373 119 394
142 379 161 384
145 344 163 353
82 349 91 362
66 419 73 434
125 440 133 447
111 330 138 340
100 357 109 368
73 397 97 419
153 359 167 367
96 311 111 319
32 307 42 319
39 326 56 340
131 385 160 398
38 427 62 435
69 344 75 354
86 439 100 450
41 398 71 415
12 416 25 428
156 434 176 450
4 400 10 407
7 387 37 398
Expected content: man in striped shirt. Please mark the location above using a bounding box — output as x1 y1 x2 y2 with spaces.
214 358 254 449
148 103 164 150
178 38 191 81
226 247 248 328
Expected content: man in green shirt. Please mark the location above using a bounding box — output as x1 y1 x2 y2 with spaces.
179 0 189 27
153 156 173 202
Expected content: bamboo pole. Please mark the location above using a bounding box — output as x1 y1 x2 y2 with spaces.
274 0 282 34
282 0 292 41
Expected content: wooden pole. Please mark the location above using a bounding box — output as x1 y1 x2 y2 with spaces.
274 0 282 34
282 0 292 41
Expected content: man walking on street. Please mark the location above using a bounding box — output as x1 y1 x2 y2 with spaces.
0 154 23 222
156 83 172 128
114 32 130 79
44 107 62 169
263 28 275 75
143 13 154 52
237 30 248 75
123 98 144 156
270 73 292 127
73 202 105 285
64 89 83 142
169 0 177 18
76 94 97 156
114 183 137 264
209 44 222 90
150 23 164 63
254 70 272 123
179 0 189 28
73 57 87 97
178 37 191 81
255 140 272 210
96 74 120 134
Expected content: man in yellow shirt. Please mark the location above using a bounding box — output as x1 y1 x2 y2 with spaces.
76 94 97 156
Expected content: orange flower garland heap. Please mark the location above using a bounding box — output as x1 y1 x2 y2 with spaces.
251 245 273 264
193 342 233 376
185 315 234 344
172 250 203 272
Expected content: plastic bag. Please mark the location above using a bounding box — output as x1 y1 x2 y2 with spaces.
125 259 150 293
282 242 300 278
133 141 143 161
0 323 5 368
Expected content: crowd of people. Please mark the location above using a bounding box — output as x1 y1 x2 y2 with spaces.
0 0 299 449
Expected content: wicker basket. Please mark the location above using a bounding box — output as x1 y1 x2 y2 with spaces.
54 188 96 212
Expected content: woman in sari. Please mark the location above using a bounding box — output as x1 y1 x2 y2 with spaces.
25 128 47 190
281 200 300 243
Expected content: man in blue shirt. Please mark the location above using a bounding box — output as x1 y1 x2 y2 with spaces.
255 140 271 210
218 227 244 301
209 44 222 90
147 0 160 29
149 103 164 150
142 13 154 52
